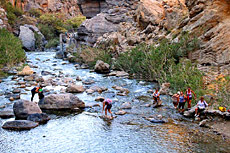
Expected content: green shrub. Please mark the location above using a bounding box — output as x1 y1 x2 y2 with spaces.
45 38 59 48
34 31 43 50
3 2 23 25
0 28 25 68
66 16 86 29
38 23 56 40
28 8 41 18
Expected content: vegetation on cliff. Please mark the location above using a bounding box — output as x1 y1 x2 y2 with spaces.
38 13 86 48
0 28 25 68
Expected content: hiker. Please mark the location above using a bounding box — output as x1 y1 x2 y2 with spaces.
38 89 44 103
178 91 186 113
195 96 209 117
172 91 180 109
31 85 43 102
186 87 196 109
101 98 113 118
153 89 160 104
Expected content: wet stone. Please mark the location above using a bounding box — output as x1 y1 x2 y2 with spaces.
12 89 21 94
9 97 14 101
0 109 14 119
2 120 39 130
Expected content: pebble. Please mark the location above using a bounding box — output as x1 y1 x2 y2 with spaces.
0 80 2 83
9 97 14 101
20 85 26 88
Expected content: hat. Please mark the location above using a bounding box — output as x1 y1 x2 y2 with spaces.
177 91 180 94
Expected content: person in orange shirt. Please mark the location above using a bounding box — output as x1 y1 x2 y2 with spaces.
31 85 43 102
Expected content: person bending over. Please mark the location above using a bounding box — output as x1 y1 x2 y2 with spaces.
31 85 43 102
101 98 113 118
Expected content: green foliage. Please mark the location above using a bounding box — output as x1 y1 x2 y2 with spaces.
66 16 86 29
38 23 56 40
71 45 112 67
45 38 59 48
34 31 43 50
28 8 41 18
3 2 23 25
0 28 25 68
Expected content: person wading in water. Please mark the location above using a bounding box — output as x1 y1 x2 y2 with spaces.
186 87 196 109
31 85 43 102
101 98 113 119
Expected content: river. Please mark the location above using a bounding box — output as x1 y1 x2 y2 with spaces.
0 52 229 153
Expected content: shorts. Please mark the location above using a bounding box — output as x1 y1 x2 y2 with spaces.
198 107 205 113
178 102 185 109
106 104 112 110
187 96 192 101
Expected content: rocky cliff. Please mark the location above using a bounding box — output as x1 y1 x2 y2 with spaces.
76 0 230 79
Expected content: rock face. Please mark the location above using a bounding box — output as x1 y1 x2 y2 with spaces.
39 93 85 110
19 26 36 51
13 99 42 119
159 83 171 95
66 84 85 93
9 0 82 18
94 60 110 74
2 120 39 130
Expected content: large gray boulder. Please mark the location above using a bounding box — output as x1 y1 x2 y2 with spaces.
94 60 110 74
19 26 36 51
39 93 85 110
13 99 42 119
2 120 39 130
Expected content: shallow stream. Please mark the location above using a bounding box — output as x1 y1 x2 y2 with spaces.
0 52 229 153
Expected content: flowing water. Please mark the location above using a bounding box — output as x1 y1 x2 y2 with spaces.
0 52 229 153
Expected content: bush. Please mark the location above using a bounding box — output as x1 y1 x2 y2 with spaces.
28 8 41 18
38 23 56 40
66 16 86 29
34 31 43 50
0 28 25 68
45 38 59 48
3 2 23 25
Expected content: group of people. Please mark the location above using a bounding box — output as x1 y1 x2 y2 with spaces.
31 85 209 119
171 87 209 117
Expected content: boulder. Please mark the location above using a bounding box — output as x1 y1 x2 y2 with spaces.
12 89 21 94
159 83 171 95
0 109 14 119
2 120 39 130
17 66 34 76
94 60 110 74
19 26 36 51
39 93 85 110
120 102 132 109
199 119 210 128
108 71 129 77
183 107 196 117
86 89 94 94
27 113 51 124
66 84 85 93
13 99 42 119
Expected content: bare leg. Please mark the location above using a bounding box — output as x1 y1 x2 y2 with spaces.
195 108 198 115
105 108 108 117
108 109 113 118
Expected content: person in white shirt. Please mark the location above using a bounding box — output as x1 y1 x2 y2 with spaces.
195 96 209 117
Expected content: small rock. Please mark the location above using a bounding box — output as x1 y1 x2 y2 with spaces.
159 83 170 95
66 84 85 93
76 76 82 81
0 80 2 83
86 89 94 94
9 97 14 101
115 110 127 115
2 120 39 130
0 105 6 109
12 89 21 94
95 97 105 102
147 89 154 93
20 85 26 88
94 60 110 74
18 81 26 85
0 109 14 119
17 66 34 76
120 102 132 109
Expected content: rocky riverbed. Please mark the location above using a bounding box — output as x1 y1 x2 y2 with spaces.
0 52 230 153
